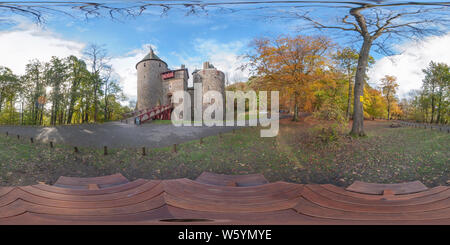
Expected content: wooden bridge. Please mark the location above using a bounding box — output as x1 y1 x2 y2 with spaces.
0 172 449 224
121 104 173 125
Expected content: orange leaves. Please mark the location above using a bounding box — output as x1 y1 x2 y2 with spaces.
246 35 334 112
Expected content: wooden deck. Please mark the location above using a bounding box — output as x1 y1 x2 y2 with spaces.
0 172 449 224
53 173 129 189
346 180 429 195
195 171 269 187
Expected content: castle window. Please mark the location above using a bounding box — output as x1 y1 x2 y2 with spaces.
144 63 146 67
159 63 161 67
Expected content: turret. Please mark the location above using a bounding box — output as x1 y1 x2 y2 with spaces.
136 47 168 111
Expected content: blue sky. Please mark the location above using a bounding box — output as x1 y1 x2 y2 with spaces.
0 2 449 102
43 9 298 61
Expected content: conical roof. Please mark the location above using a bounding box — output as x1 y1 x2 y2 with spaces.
142 47 161 60
136 47 167 68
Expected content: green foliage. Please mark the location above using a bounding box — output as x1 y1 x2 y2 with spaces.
312 100 348 143
402 61 449 124
0 53 132 125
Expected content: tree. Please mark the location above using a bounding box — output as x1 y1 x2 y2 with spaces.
245 35 333 121
293 3 448 135
422 61 449 124
66 56 89 124
380 75 399 120
0 66 19 114
363 86 386 120
333 48 375 120
83 44 109 123
333 48 359 120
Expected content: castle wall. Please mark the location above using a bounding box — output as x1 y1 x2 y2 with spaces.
136 60 168 110
162 69 189 105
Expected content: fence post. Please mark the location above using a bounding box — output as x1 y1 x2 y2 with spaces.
30 137 33 143
172 144 177 153
104 146 108 155
50 141 53 148
142 147 146 156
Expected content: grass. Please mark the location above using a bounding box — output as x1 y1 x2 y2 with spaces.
0 120 448 187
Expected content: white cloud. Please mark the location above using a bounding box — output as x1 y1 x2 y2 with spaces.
191 38 250 84
368 33 450 98
0 19 85 75
109 44 158 102
0 18 249 104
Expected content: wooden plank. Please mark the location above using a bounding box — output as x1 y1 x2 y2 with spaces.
301 185 450 214
15 193 167 216
162 179 303 199
292 196 450 221
323 184 446 201
195 172 269 187
346 180 428 195
2 184 165 209
0 187 14 198
19 181 161 202
307 185 450 206
32 179 148 195
54 173 129 189
163 192 300 213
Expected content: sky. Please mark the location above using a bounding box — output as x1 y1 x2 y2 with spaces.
0 2 449 103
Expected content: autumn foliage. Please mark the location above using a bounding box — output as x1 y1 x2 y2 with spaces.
242 34 412 130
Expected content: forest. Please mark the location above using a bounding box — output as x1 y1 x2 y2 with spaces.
1 35 449 127
234 35 449 125
0 44 132 125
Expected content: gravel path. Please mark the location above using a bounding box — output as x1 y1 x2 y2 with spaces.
0 122 243 148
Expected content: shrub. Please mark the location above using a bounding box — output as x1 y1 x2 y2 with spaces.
312 101 348 143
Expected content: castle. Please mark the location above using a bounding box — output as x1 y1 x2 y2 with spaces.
136 48 225 112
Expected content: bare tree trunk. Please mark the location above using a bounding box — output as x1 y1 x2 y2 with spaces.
0 89 4 113
292 92 299 121
436 87 442 124
387 105 390 120
430 94 435 124
387 96 391 120
104 82 108 121
350 37 372 136
84 103 89 123
346 69 352 119
21 100 24 125
94 83 98 122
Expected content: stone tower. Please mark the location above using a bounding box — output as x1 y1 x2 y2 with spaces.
192 61 225 111
136 47 169 111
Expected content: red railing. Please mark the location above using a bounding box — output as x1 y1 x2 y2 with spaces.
134 104 173 125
